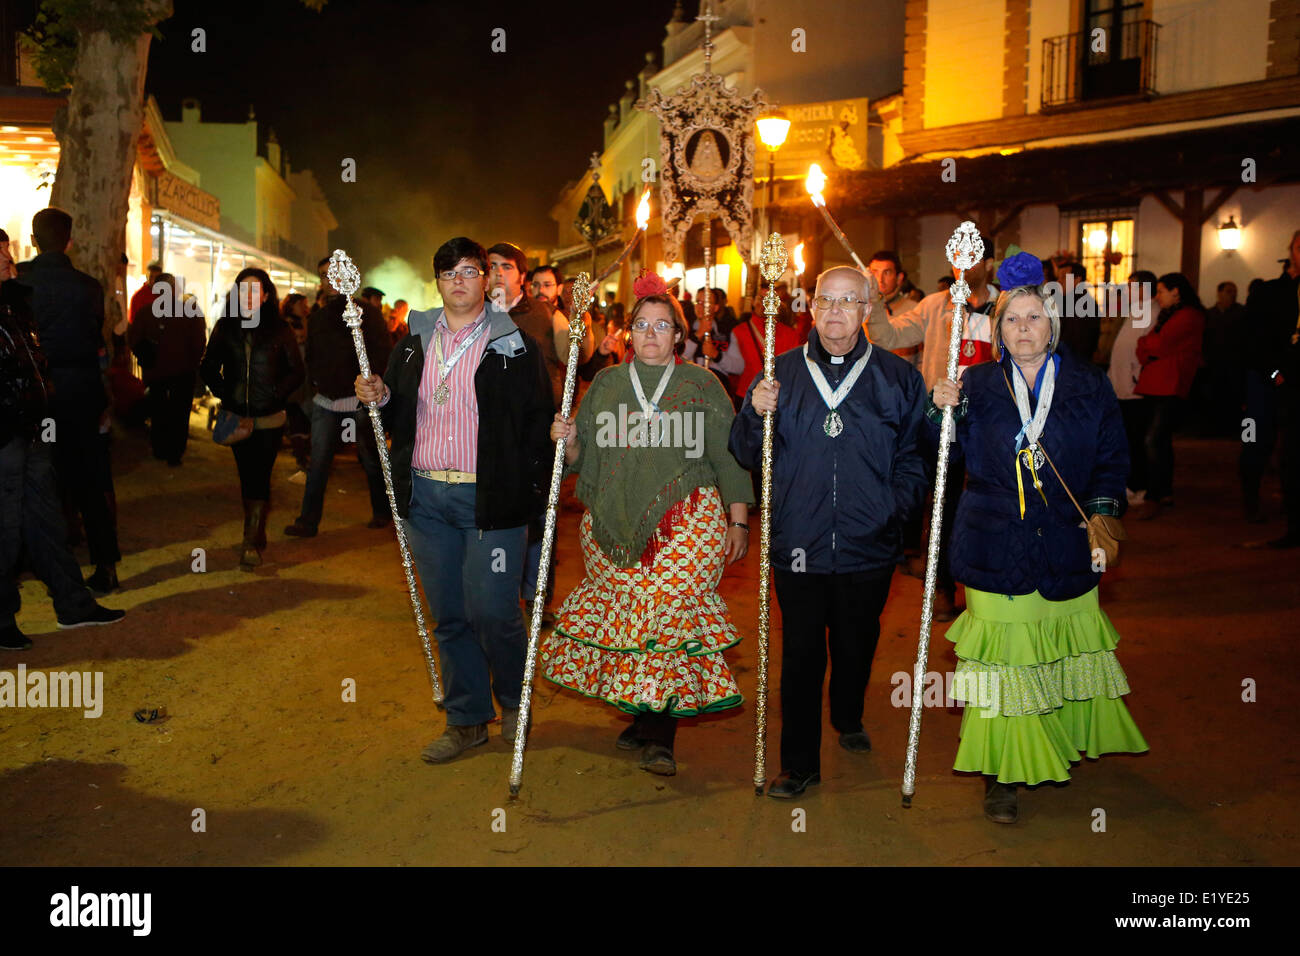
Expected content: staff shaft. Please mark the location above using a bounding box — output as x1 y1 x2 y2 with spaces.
346 319 444 706
900 279 967 804
510 289 590 797
754 289 779 794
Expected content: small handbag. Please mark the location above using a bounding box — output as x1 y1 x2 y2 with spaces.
212 332 254 446
999 367 1126 568
1038 445 1127 569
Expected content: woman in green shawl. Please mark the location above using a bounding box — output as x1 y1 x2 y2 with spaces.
541 279 754 776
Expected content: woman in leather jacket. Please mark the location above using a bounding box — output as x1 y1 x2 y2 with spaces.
199 268 304 569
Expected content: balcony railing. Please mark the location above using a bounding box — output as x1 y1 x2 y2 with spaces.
1042 19 1159 110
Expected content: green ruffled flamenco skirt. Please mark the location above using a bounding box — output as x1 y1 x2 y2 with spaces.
946 586 1148 785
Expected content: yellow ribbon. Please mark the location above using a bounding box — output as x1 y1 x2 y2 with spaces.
1015 447 1048 519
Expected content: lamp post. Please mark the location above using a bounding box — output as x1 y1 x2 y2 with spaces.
756 109 791 209
753 110 790 299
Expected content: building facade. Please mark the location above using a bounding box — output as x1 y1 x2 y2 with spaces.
771 0 1300 314
548 0 906 305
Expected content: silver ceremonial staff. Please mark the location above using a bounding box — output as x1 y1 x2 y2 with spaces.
509 271 595 797
753 231 788 794
327 249 444 708
900 221 983 808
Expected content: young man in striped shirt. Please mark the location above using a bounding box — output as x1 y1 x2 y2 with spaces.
355 237 555 764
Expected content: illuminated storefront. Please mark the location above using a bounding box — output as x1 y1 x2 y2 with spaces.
1 103 316 331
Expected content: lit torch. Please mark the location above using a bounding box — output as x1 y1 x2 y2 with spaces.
793 241 805 278
593 186 652 284
805 163 866 272
637 189 650 267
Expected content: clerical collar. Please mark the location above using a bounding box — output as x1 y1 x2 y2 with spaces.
811 328 867 366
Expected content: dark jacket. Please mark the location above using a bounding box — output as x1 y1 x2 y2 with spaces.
509 294 562 403
127 291 207 383
380 305 555 528
17 250 108 419
306 295 390 400
943 351 1127 601
199 310 305 417
729 328 928 575
16 251 104 370
1243 267 1300 388
0 278 51 447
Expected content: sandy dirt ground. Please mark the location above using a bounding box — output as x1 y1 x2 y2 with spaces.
1 412 1297 866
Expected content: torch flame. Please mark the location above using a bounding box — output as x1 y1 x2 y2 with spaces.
793 242 805 276
636 189 651 230
805 163 827 206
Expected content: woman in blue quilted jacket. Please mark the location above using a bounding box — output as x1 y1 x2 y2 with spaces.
930 251 1148 824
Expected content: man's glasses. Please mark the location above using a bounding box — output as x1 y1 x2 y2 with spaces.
813 294 866 311
439 267 484 281
631 319 675 333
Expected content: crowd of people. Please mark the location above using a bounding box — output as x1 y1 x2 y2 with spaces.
3 206 1299 825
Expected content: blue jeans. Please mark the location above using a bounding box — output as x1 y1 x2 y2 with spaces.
297 403 390 528
403 475 528 726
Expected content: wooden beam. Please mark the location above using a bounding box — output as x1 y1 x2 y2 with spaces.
1181 188 1204 286
990 203 1028 237
1152 190 1184 219
1200 185 1239 224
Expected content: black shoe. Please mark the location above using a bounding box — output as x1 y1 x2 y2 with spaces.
0 625 32 650
639 743 677 776
983 778 1019 824
366 516 390 529
85 565 119 596
283 520 318 538
57 604 126 629
767 770 820 799
616 722 644 751
838 730 872 753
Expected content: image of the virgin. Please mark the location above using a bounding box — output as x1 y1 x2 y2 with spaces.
684 128 729 183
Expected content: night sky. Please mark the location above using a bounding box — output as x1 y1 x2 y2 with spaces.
145 0 675 283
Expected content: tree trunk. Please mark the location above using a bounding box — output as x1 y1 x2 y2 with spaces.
48 1 171 352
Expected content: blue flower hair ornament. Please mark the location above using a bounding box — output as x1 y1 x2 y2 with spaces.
996 251 1045 290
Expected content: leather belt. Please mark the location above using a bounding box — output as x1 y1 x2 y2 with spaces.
414 468 476 484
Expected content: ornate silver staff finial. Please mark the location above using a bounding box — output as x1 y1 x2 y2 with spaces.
328 248 363 326
760 231 788 285
327 249 361 297
568 272 593 343
944 221 984 307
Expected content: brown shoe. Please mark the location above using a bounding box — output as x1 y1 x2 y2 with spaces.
983 778 1018 824
420 723 489 764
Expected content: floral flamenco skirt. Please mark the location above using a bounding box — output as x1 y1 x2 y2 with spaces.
540 487 743 717
946 586 1148 785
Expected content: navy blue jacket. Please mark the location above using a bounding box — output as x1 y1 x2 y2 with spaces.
943 351 1128 601
729 329 927 575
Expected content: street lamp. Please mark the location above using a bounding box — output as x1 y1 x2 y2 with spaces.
756 109 791 207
